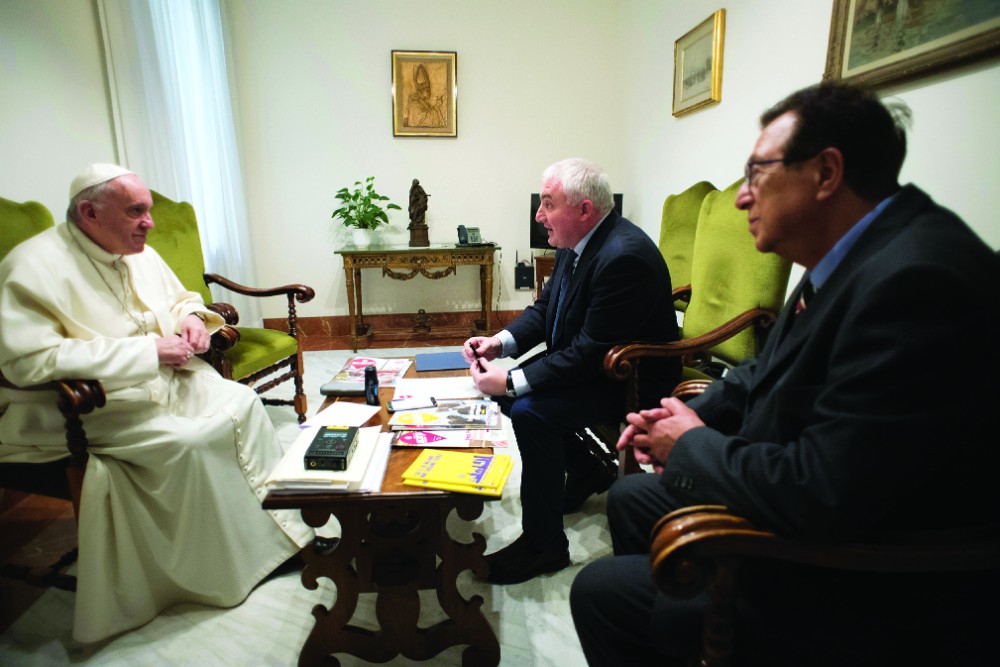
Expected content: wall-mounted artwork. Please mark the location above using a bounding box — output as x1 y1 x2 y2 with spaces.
672 9 726 118
824 0 1000 88
392 50 458 137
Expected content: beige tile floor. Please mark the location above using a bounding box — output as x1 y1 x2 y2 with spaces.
0 347 612 666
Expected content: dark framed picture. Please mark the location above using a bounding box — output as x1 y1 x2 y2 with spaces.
391 50 458 137
672 9 726 118
824 0 1000 88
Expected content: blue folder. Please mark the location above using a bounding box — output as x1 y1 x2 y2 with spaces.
414 351 469 372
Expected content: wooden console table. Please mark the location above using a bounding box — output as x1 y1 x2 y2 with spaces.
335 244 500 351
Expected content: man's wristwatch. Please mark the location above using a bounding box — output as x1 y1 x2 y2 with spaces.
505 370 517 398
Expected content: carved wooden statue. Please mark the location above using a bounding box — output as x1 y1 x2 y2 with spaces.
408 179 430 247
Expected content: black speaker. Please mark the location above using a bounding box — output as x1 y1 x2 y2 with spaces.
515 264 534 290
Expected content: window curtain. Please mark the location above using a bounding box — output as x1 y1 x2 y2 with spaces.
97 0 261 326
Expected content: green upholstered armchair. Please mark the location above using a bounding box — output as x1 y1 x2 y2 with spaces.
659 181 717 313
147 191 315 423
603 179 791 470
0 196 108 588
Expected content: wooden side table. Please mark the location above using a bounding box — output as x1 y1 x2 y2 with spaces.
263 366 501 666
335 244 500 351
533 253 556 301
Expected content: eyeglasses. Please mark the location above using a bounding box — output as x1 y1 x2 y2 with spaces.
743 152 820 190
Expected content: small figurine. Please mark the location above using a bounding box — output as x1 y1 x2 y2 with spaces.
408 179 430 247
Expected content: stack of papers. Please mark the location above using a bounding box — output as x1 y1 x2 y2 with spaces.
390 429 508 448
401 448 514 497
387 399 501 430
328 356 412 387
265 426 391 494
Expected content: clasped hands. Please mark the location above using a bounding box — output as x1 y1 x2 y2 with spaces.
463 336 507 396
157 313 211 369
617 397 704 473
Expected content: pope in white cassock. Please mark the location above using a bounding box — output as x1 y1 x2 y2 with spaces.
0 164 312 643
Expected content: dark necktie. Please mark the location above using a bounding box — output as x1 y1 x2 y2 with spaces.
552 249 576 343
795 280 815 316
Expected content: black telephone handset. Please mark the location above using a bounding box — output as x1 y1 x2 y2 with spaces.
457 224 468 245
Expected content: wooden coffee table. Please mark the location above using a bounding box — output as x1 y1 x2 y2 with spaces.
263 363 501 666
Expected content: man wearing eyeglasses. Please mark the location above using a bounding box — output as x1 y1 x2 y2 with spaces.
570 83 1000 665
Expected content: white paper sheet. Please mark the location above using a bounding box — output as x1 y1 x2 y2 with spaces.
302 401 381 428
393 376 484 400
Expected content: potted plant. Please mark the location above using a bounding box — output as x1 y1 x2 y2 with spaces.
332 176 402 247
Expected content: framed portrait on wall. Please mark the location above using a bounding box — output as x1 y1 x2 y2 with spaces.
672 9 726 118
391 50 458 137
824 0 1000 88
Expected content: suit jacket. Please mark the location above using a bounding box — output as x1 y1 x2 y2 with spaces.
661 185 1000 661
506 210 680 407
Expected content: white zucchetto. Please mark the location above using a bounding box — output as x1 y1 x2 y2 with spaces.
69 163 135 200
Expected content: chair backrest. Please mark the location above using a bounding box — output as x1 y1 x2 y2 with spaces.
146 191 213 303
683 178 791 366
658 181 716 312
0 196 55 262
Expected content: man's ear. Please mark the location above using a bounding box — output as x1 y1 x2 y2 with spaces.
815 147 844 202
579 199 595 221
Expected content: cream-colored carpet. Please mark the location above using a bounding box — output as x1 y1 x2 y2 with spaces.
0 347 612 666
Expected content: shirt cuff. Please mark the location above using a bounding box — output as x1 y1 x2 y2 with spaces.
495 329 518 357
510 368 531 396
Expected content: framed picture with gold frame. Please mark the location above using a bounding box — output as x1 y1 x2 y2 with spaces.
672 9 726 118
823 0 1000 88
391 50 458 137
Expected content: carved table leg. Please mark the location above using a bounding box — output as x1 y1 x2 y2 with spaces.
343 265 358 352
294 498 499 666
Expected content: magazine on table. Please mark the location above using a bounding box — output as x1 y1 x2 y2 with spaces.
390 428 508 448
400 448 514 497
386 399 501 430
330 356 412 387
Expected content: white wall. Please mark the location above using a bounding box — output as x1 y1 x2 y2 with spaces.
0 0 118 213
2 0 998 320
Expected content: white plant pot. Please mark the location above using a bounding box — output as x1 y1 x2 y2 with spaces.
351 228 373 248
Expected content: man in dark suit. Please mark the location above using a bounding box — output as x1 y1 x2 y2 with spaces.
570 83 1000 665
464 157 680 585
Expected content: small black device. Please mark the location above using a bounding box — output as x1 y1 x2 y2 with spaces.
387 396 437 413
304 426 359 471
364 363 379 406
514 258 534 290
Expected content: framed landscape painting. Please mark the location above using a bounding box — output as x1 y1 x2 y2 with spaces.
824 0 1000 88
672 10 726 118
391 50 458 137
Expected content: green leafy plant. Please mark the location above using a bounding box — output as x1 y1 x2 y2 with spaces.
331 176 402 230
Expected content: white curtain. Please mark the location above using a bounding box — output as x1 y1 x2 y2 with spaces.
98 0 261 326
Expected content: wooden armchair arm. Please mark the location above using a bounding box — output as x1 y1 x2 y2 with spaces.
650 506 1000 667
206 301 239 326
0 373 105 467
650 507 1000 599
604 308 777 382
204 273 316 304
672 284 692 305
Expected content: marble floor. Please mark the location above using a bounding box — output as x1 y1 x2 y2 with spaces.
0 346 613 666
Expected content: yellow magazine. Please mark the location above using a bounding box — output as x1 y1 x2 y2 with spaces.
401 448 513 493
402 457 513 497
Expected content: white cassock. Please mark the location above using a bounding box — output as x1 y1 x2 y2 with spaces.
0 222 312 643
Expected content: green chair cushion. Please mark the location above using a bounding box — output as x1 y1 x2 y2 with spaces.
225 327 298 381
146 191 213 303
683 178 791 366
659 181 716 312
0 197 55 261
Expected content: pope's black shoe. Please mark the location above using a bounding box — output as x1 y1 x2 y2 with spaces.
562 464 615 514
483 535 570 585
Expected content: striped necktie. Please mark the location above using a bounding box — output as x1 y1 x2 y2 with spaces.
795 280 815 316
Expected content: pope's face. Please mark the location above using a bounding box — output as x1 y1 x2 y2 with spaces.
80 174 155 255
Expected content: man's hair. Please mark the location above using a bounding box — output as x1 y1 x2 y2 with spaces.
66 180 116 225
761 82 911 201
543 158 615 216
